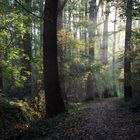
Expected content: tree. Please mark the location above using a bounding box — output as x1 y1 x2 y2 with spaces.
0 67 3 93
0 44 3 93
112 5 118 97
124 0 133 101
57 0 69 103
86 0 99 100
43 0 66 118
21 0 32 94
101 1 110 65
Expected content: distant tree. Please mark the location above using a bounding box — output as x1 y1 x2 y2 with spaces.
43 0 66 118
0 67 3 93
112 5 118 97
86 0 100 100
101 1 110 65
21 0 32 94
58 0 69 103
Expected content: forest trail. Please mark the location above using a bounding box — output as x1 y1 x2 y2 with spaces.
25 98 140 140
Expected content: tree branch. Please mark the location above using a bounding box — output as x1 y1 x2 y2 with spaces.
58 0 69 12
15 0 43 19
97 0 103 12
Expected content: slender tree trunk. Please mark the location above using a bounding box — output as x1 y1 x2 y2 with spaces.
21 0 32 94
84 0 88 55
39 0 44 53
0 67 3 93
124 0 133 101
43 0 66 118
112 6 117 97
101 2 109 65
86 0 99 100
88 0 97 63
58 0 68 103
101 2 111 98
58 0 63 30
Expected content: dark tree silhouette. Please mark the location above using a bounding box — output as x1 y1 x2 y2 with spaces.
43 0 66 118
124 0 133 101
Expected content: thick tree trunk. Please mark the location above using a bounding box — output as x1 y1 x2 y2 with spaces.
124 0 133 101
43 0 66 118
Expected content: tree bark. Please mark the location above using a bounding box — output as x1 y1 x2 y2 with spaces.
124 0 133 101
43 0 66 118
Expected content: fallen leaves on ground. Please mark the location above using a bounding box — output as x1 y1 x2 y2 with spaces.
22 98 140 140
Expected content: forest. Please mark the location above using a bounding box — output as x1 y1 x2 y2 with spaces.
0 0 140 139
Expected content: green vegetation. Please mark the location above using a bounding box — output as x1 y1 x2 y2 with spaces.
0 0 140 139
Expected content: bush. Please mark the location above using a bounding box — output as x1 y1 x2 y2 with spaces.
0 98 41 140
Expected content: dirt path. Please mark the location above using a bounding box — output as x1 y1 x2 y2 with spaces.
23 98 140 140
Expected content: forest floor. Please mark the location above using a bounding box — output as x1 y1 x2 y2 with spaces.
22 98 140 140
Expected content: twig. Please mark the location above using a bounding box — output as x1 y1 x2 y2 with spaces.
15 0 43 19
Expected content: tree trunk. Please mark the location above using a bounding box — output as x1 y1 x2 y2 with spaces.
0 67 3 93
101 2 111 98
43 0 66 118
57 0 68 103
101 2 109 65
84 0 88 55
86 0 99 101
57 0 63 30
21 0 32 94
112 6 117 97
124 0 133 101
88 0 97 63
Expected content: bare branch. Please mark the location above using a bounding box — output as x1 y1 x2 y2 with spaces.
15 0 43 19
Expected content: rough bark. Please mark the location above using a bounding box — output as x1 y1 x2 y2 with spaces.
43 0 66 118
124 0 133 101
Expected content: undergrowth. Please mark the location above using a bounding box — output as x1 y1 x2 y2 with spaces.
0 98 42 140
